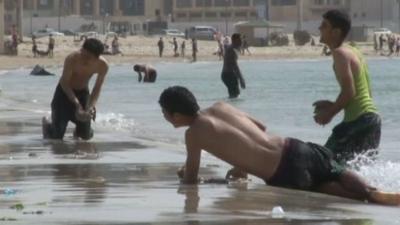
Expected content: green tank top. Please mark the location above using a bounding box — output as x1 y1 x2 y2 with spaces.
343 46 377 122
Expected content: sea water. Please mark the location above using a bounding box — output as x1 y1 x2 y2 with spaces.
1 58 400 224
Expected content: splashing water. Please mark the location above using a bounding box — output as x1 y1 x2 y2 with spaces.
95 112 136 132
347 150 400 192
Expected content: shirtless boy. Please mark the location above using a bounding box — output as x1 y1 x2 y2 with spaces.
159 86 400 205
133 64 157 83
42 38 108 140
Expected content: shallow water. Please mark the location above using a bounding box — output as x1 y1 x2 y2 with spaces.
0 58 400 224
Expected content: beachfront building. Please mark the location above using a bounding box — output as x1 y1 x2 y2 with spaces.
170 0 268 34
0 0 4 54
268 0 348 33
348 0 400 33
269 0 400 33
3 0 269 36
5 0 170 35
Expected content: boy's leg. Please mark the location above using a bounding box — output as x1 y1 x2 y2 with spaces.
318 169 400 205
42 112 69 140
317 169 372 200
74 120 93 140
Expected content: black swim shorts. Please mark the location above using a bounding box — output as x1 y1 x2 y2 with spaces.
267 138 345 191
44 84 93 140
221 72 239 98
325 112 381 163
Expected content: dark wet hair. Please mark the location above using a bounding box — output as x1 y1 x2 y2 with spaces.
82 38 104 58
159 86 200 116
323 10 351 40
231 33 241 41
133 65 140 71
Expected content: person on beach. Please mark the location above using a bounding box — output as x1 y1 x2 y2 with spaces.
221 33 246 98
42 38 108 140
181 40 186 58
11 25 19 55
313 10 381 163
159 86 400 206
158 37 164 58
48 34 55 58
170 37 179 57
111 35 123 55
191 38 198 62
241 35 251 55
32 35 38 57
133 64 157 83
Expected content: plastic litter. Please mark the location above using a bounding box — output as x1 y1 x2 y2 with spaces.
271 206 285 218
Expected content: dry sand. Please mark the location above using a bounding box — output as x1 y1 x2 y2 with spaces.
0 35 381 71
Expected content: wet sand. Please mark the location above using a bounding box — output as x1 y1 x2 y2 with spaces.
0 115 400 225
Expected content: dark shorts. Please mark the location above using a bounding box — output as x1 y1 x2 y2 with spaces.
325 112 381 163
49 43 54 50
266 138 345 191
144 71 157 83
221 72 239 98
44 84 93 140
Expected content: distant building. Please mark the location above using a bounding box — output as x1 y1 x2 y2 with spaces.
0 0 4 54
268 0 347 32
348 0 400 32
7 0 170 35
171 0 267 22
4 0 400 36
2 0 270 36
269 0 400 33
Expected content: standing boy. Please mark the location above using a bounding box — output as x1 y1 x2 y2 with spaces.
313 10 381 163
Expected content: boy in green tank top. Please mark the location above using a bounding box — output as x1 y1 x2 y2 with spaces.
313 10 381 163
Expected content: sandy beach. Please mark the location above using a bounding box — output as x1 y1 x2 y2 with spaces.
0 35 380 70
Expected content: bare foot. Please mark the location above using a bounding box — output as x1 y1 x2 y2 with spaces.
41 117 50 139
369 191 400 206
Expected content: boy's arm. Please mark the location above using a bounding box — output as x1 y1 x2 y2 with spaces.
88 61 108 110
181 131 202 184
314 50 355 125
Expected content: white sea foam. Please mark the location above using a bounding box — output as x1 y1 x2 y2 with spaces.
95 112 136 131
348 150 400 192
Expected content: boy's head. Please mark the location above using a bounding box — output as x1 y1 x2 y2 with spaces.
319 10 351 45
82 38 104 58
159 86 200 126
231 33 242 47
133 64 140 72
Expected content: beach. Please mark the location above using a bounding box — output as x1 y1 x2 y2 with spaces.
0 35 380 70
1 38 400 224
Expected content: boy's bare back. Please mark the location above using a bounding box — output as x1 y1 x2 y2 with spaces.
187 102 285 180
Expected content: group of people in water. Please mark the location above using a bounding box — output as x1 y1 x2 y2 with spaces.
41 10 400 206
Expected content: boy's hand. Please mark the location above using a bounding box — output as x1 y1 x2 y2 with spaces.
177 166 185 179
313 100 335 125
75 107 92 122
239 77 246 89
313 100 334 114
88 107 96 121
225 167 248 181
